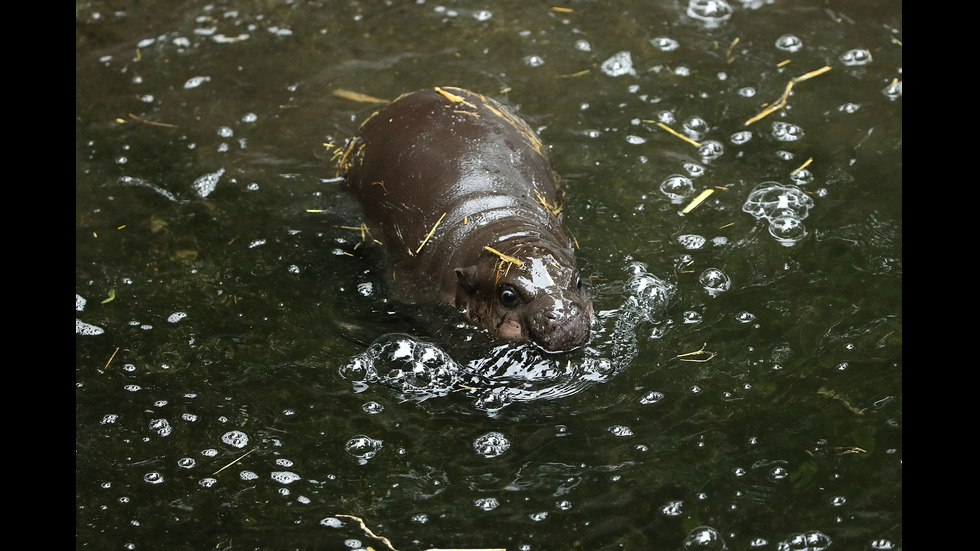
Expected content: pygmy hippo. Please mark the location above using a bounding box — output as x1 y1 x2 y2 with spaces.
339 86 592 351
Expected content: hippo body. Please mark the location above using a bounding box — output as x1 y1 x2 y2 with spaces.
339 86 591 351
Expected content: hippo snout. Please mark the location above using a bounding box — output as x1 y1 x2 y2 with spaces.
530 302 591 352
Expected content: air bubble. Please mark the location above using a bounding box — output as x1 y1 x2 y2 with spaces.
523 55 544 67
640 390 665 404
474 497 499 511
662 500 683 516
775 34 803 52
411 513 429 524
686 0 733 27
76 319 105 336
730 130 752 145
623 268 675 322
345 435 383 464
682 117 709 141
167 312 188 323
775 530 831 550
742 182 814 245
221 430 249 448
772 121 804 142
652 110 675 124
698 140 724 160
144 472 164 484
271 471 301 484
699 268 731 296
769 466 789 480
473 431 510 458
882 79 902 100
341 335 462 401
659 175 695 203
735 311 756 323
768 214 808 243
320 517 344 528
840 48 872 66
149 418 172 437
600 51 635 77
789 168 813 186
683 526 726 549
183 75 212 89
608 425 634 436
677 234 707 249
650 37 680 51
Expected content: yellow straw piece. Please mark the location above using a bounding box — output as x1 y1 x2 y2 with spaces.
745 66 832 126
483 246 523 266
681 189 715 214
416 213 447 254
332 89 388 103
435 87 478 109
790 157 813 176
649 122 701 147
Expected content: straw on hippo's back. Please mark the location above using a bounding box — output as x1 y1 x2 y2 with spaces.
339 86 591 351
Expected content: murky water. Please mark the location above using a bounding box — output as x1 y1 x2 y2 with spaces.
77 0 901 549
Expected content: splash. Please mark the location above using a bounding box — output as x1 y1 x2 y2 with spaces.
339 265 674 413
339 335 464 402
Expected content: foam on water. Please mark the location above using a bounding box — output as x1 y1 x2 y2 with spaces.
473 431 511 458
742 182 815 246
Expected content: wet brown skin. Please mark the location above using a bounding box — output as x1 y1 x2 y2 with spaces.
339 86 592 351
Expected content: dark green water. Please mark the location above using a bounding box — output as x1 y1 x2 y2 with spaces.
76 1 901 549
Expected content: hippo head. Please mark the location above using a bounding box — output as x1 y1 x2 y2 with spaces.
454 249 593 352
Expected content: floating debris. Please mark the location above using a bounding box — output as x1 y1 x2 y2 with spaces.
744 65 832 125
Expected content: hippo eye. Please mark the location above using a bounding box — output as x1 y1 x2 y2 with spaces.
499 287 519 307
576 277 583 290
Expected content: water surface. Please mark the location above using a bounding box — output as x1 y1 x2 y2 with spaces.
76 1 902 549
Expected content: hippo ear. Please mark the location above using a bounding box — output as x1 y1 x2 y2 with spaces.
455 266 480 293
